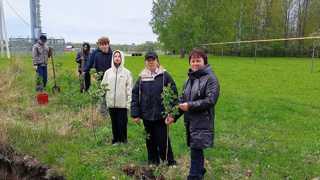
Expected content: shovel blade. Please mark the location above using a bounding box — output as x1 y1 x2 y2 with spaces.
52 86 61 93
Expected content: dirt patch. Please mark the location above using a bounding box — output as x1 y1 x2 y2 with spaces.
0 151 65 180
121 166 165 180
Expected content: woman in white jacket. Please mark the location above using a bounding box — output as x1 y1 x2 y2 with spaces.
101 50 132 145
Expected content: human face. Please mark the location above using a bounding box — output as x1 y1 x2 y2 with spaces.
190 56 205 72
113 52 121 67
145 57 158 72
100 44 109 53
83 45 88 51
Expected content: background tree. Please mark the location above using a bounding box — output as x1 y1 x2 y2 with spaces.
150 0 320 57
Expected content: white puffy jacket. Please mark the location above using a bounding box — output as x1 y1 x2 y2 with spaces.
101 50 132 109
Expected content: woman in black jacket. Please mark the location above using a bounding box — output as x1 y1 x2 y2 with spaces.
166 49 220 180
131 51 178 166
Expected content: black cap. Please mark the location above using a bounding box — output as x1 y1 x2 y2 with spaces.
145 51 158 60
39 35 47 42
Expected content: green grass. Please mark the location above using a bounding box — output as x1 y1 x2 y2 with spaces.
0 52 320 179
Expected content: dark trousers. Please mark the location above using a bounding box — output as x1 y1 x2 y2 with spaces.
109 108 128 143
78 71 91 91
36 64 47 91
143 119 175 165
190 148 204 177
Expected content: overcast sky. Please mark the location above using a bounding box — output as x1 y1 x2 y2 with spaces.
3 0 158 44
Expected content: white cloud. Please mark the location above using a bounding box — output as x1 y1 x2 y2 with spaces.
3 0 158 44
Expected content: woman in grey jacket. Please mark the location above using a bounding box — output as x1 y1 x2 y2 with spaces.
166 49 220 180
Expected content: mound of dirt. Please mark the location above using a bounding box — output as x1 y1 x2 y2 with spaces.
121 165 165 180
0 151 64 180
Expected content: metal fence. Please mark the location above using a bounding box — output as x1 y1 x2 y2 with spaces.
9 37 65 58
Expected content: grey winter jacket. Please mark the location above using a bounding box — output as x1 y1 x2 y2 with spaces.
177 63 220 149
32 42 51 66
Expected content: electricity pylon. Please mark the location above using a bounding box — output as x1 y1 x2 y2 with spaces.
30 0 42 44
0 0 10 58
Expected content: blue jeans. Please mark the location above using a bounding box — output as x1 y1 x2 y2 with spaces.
190 148 204 177
36 64 47 90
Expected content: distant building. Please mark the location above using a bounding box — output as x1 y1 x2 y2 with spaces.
65 45 74 51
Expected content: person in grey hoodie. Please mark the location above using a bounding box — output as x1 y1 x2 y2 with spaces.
101 50 132 145
32 35 53 92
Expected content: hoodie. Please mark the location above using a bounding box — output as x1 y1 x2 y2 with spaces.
75 42 91 71
101 50 133 109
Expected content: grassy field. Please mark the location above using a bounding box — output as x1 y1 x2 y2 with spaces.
0 52 320 179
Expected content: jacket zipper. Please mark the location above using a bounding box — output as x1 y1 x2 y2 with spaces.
114 68 118 107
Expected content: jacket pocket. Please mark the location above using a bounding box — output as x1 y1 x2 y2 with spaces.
190 111 211 130
190 131 213 149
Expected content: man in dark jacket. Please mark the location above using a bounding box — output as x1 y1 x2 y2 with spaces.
82 38 112 76
166 50 220 180
92 37 112 116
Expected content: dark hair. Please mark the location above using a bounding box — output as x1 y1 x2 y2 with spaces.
188 49 208 65
82 42 91 57
114 50 121 58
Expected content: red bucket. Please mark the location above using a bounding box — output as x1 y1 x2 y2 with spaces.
37 93 49 105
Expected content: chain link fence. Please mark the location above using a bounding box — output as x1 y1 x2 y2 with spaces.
9 37 65 58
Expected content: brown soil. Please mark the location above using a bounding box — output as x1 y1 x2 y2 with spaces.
121 166 165 180
0 150 65 180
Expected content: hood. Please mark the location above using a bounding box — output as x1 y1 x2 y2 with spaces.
111 50 125 70
82 42 90 49
187 63 214 78
139 66 166 81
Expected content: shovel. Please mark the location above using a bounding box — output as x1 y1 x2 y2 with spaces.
51 54 61 93
80 48 86 93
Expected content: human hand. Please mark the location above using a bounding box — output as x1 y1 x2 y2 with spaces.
49 46 53 50
165 115 174 125
34 66 38 71
134 118 140 126
82 72 86 76
179 103 189 111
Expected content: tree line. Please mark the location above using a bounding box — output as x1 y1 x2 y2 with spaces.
150 0 320 57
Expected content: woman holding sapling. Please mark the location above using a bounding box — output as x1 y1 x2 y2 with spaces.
166 49 220 180
131 51 178 166
101 50 132 145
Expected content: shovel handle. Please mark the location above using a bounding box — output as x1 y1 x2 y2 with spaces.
51 55 57 83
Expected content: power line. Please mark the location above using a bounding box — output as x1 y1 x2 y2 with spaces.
4 0 31 27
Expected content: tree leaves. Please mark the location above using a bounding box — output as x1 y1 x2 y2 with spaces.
161 83 179 118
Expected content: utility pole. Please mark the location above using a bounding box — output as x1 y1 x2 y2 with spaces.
30 0 42 45
0 0 11 58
